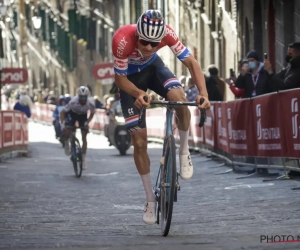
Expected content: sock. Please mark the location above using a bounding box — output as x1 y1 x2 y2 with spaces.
141 173 156 202
179 130 189 154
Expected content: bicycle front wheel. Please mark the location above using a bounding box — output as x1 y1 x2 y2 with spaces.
71 137 83 178
160 134 176 236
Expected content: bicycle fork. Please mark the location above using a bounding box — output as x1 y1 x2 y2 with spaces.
155 156 180 202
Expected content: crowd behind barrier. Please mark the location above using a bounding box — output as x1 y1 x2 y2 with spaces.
0 110 29 157
2 89 300 173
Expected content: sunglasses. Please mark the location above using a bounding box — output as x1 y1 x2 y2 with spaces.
79 95 88 100
138 39 160 47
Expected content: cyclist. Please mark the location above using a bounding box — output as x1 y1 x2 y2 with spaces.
64 94 71 104
60 86 95 170
112 9 210 225
53 95 66 140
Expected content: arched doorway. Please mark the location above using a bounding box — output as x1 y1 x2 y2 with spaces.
268 0 276 67
253 0 263 57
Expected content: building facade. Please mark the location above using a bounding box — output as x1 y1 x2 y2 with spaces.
2 0 299 100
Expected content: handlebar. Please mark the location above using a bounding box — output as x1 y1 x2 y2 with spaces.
138 96 207 128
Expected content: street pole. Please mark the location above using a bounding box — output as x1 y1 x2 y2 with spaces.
0 26 3 110
18 0 27 70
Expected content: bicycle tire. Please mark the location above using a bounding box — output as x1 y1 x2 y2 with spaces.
72 137 83 178
160 134 176 236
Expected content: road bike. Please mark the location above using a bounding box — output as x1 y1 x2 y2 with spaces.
68 126 83 178
139 97 206 236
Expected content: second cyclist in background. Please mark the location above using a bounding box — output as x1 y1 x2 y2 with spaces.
60 86 95 170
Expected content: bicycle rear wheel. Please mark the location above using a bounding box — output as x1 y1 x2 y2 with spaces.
160 134 176 236
71 137 83 178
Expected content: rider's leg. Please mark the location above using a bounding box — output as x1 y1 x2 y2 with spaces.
78 114 89 170
81 130 88 170
63 127 72 155
131 128 156 225
167 88 193 180
149 57 193 180
63 111 75 156
131 128 154 200
166 88 191 153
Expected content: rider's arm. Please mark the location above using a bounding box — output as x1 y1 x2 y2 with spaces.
164 25 208 98
60 101 71 123
182 56 208 98
112 29 145 99
87 99 95 123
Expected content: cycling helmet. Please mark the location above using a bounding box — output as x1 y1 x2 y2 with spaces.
59 95 65 101
64 94 71 103
136 10 166 42
77 86 89 96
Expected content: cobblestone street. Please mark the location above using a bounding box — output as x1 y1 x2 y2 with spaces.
1 122 300 249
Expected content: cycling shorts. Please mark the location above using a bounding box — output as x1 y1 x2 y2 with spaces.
65 110 89 132
120 56 183 133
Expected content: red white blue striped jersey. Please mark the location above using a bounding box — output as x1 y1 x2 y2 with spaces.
112 24 190 75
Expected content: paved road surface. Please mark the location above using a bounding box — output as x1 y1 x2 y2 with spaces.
1 122 300 250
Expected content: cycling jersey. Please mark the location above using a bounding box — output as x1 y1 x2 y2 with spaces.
112 24 190 75
64 96 95 115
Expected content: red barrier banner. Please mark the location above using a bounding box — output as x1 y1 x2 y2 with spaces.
189 107 204 147
2 112 14 148
146 108 166 140
14 112 23 145
251 93 286 157
226 99 256 156
0 112 2 148
172 107 204 148
22 114 28 145
203 103 216 148
215 102 229 153
279 89 300 158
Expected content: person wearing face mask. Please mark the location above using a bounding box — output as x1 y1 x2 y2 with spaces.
264 42 300 90
234 50 271 98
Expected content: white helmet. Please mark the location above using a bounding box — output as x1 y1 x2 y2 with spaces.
136 10 166 42
77 86 89 96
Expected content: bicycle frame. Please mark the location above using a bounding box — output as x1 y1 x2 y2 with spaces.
155 107 175 200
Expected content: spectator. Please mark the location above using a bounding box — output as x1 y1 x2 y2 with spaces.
206 65 225 101
94 96 104 109
264 42 300 90
47 91 57 105
185 76 199 101
42 88 49 103
52 95 66 139
227 59 247 98
235 50 271 98
34 90 44 103
13 91 32 118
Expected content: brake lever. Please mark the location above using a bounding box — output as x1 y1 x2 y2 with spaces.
199 97 207 128
138 96 148 125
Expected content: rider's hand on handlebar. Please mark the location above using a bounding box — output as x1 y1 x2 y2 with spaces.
196 95 210 109
134 91 150 109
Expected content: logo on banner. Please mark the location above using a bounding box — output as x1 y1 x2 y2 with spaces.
92 63 114 80
256 104 262 139
218 107 226 137
291 98 299 139
227 108 232 139
256 104 280 140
